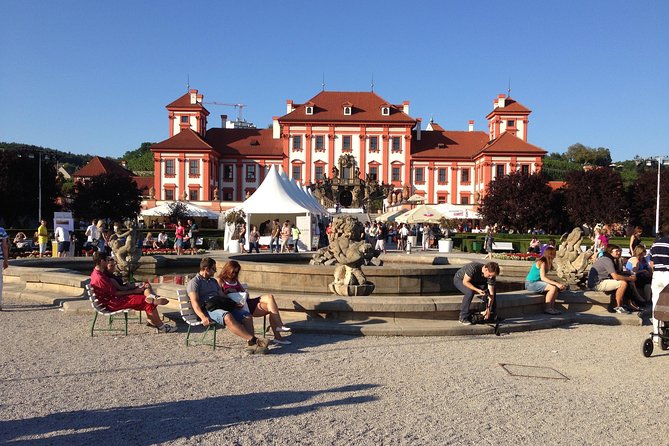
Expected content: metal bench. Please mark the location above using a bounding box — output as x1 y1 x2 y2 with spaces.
86 284 133 337
492 242 514 252
177 289 222 350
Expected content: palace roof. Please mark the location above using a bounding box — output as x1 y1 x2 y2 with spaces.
280 91 416 124
72 156 134 178
476 131 547 156
151 128 212 151
411 130 490 159
205 128 283 157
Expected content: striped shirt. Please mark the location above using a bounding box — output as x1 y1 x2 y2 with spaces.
650 237 669 272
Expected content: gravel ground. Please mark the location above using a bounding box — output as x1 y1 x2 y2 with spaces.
1 296 668 446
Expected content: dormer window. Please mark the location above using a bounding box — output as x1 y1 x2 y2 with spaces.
507 120 515 127
305 106 313 115
343 106 352 116
381 106 390 116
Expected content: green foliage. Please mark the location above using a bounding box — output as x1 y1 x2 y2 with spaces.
628 166 669 234
0 150 59 227
121 142 155 173
0 142 91 168
159 202 191 224
564 143 612 166
541 157 582 181
71 173 142 222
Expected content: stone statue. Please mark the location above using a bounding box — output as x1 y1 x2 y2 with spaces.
310 215 381 296
402 184 410 201
148 186 155 199
109 220 142 280
555 226 594 287
182 190 188 201
332 166 339 178
213 187 219 201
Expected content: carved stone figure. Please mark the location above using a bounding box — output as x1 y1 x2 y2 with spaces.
310 215 380 296
109 220 142 280
148 186 155 199
555 226 594 287
213 187 219 201
402 184 410 201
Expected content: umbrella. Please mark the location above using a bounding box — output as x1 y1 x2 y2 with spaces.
407 194 425 203
141 202 220 219
395 204 447 224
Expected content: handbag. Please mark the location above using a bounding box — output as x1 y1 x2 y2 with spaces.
204 295 239 312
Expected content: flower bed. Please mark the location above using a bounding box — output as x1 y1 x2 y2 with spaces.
492 253 539 261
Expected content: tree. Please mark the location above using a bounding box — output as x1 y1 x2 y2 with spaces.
628 166 669 234
564 143 612 166
121 142 155 173
71 173 142 222
563 168 626 228
159 202 192 224
478 172 556 233
0 149 59 227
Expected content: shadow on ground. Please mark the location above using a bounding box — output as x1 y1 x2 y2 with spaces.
0 384 379 445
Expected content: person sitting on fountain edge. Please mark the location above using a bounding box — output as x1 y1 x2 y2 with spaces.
186 257 270 354
454 261 500 325
89 251 175 332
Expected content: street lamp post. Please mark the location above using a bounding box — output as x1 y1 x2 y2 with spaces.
648 156 669 236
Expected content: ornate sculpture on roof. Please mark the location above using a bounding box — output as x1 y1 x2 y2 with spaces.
402 184 410 201
148 186 155 199
213 187 219 201
555 226 594 287
310 215 381 296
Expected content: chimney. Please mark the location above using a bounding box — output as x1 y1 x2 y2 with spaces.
189 89 199 105
497 93 506 108
272 116 280 139
220 114 228 127
286 100 295 114
402 100 410 115
415 118 422 141
468 120 474 132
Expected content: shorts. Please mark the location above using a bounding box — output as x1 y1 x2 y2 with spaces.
594 279 622 292
525 280 548 293
57 241 70 253
175 238 183 248
39 242 47 253
207 307 251 326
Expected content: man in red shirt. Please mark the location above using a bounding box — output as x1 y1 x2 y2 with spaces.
89 251 175 333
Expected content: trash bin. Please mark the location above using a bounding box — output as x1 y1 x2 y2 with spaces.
51 240 59 258
438 239 453 253
471 241 482 253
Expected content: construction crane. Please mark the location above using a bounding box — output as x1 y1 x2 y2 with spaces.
203 102 246 121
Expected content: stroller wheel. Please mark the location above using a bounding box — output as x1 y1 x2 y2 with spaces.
642 338 654 357
661 338 669 351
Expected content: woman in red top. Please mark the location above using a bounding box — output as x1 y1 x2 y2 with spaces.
217 260 292 344
174 220 186 255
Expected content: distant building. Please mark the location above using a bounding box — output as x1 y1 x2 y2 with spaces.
150 89 547 209
72 156 153 197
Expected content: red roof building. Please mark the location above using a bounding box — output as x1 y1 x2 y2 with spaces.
73 156 153 197
150 89 547 208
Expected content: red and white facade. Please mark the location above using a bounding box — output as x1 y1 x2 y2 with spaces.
150 89 547 210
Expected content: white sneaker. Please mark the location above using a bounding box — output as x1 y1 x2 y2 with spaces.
272 338 292 345
614 306 632 314
276 326 291 333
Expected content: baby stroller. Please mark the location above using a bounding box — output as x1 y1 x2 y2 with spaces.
642 284 669 357
469 290 503 336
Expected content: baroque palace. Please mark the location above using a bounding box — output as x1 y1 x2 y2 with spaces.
149 88 546 211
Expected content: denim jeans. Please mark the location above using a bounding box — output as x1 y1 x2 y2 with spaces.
455 277 495 321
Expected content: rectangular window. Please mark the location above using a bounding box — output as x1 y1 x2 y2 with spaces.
223 190 233 201
496 164 505 177
180 115 189 123
223 164 234 181
315 165 324 180
392 137 401 152
438 168 447 183
342 135 352 151
315 135 324 150
165 159 175 176
189 160 199 176
461 196 469 205
437 194 447 204
521 164 530 175
189 189 198 201
165 189 174 201
507 120 515 127
369 166 378 181
392 167 401 182
369 136 378 152
415 167 424 183
461 168 470 183
246 165 256 181
292 165 302 180
292 135 302 150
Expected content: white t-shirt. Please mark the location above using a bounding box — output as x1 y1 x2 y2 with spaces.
85 224 98 242
55 226 70 242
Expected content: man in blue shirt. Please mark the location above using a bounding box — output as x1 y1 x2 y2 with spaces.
0 227 9 311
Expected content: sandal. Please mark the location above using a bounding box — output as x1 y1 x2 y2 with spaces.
544 307 561 315
145 295 169 306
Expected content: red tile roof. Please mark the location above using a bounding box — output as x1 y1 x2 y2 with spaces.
133 176 154 194
205 128 283 157
280 91 416 124
476 131 547 156
486 97 531 118
151 128 212 151
166 92 208 111
411 130 490 159
73 156 134 178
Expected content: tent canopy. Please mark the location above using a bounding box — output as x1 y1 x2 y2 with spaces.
237 165 318 215
375 208 408 222
141 202 220 219
395 204 447 224
433 204 481 219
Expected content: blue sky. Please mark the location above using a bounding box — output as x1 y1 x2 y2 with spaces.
1 0 668 161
